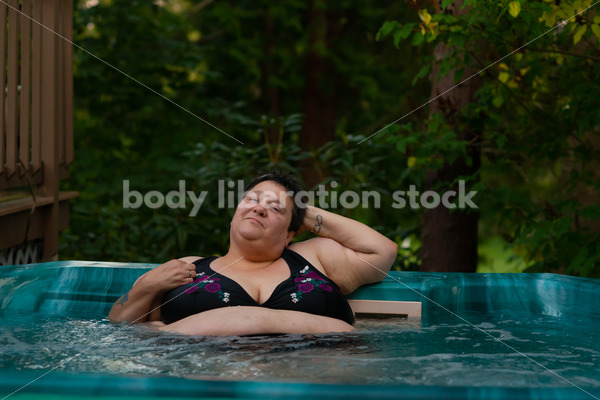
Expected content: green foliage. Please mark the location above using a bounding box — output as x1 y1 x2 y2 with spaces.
376 0 600 277
61 1 423 267
61 0 600 277
63 122 309 261
62 122 421 266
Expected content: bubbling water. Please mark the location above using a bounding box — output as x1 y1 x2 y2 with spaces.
1 311 598 388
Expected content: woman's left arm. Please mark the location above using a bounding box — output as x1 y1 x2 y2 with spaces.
291 206 398 294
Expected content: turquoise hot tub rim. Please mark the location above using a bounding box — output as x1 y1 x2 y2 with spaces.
3 259 599 282
2 260 600 321
4 259 600 286
2 369 600 400
3 260 599 288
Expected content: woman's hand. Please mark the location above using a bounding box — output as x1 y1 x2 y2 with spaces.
134 259 198 294
108 259 198 323
294 211 311 237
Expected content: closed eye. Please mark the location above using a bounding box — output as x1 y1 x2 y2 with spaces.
266 202 283 213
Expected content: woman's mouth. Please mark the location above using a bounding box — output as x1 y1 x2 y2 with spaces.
245 217 264 227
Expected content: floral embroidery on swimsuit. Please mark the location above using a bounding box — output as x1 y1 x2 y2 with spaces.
185 272 230 302
290 266 332 303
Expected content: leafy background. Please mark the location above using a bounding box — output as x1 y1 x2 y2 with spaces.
61 0 600 277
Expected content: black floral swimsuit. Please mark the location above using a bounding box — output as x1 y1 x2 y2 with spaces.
160 248 355 325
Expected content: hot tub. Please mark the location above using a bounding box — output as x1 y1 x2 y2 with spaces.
1 261 599 400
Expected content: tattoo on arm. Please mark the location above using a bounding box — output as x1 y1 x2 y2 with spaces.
313 214 323 233
116 292 129 306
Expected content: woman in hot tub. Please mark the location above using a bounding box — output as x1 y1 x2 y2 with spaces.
109 171 397 335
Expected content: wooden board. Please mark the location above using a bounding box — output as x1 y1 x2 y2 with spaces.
348 299 421 318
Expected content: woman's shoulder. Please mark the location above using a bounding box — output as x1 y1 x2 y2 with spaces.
288 237 339 259
287 239 329 276
288 237 363 294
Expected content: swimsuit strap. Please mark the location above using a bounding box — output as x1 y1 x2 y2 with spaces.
192 256 217 268
280 248 342 291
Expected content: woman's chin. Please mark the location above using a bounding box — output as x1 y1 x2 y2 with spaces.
236 230 265 244
238 226 262 237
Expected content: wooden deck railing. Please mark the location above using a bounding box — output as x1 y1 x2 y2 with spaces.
0 0 77 264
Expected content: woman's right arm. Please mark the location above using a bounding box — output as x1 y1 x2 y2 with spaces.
108 259 198 323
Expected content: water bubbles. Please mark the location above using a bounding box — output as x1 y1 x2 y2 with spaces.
0 311 599 388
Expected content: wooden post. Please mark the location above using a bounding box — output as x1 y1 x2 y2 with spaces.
31 0 42 173
20 0 33 172
63 0 74 168
0 3 6 175
6 0 19 178
40 0 60 261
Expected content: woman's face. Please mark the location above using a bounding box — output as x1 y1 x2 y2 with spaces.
230 181 295 254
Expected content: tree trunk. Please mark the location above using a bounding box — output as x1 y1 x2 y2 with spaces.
420 17 482 272
300 0 337 187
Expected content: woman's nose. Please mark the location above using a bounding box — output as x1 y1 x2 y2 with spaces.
253 202 267 216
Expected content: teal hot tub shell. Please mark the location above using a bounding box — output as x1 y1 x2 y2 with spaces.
0 261 599 400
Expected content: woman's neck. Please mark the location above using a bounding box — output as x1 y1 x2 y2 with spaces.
224 241 284 265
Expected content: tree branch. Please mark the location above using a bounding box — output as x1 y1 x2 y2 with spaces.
191 0 214 13
528 47 600 62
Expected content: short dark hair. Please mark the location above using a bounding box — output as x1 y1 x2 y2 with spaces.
244 170 307 232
